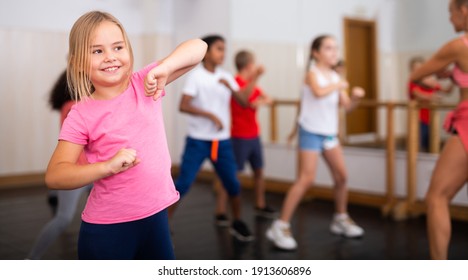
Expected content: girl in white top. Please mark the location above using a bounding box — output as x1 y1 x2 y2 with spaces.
267 35 365 250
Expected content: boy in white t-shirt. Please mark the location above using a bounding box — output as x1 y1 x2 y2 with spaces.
171 35 261 242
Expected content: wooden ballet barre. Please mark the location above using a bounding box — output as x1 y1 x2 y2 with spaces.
269 98 399 217
268 98 462 220
269 99 299 143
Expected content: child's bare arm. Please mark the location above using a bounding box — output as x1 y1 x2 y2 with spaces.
251 92 274 108
410 40 458 82
340 86 365 112
45 141 139 190
306 71 348 98
145 39 207 100
179 94 223 130
223 66 264 107
221 78 258 107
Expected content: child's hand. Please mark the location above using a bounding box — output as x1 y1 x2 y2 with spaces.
351 86 365 99
421 76 439 88
106 148 140 175
256 65 265 77
219 79 233 92
210 114 223 131
251 96 274 108
145 65 169 101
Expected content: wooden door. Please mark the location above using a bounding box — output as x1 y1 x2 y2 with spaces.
343 18 378 137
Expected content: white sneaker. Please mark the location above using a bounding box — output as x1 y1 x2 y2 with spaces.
266 220 297 250
330 215 364 238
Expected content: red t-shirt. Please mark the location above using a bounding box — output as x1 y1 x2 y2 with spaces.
408 81 440 124
230 76 262 138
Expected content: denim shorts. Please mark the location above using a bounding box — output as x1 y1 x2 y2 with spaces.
298 125 339 152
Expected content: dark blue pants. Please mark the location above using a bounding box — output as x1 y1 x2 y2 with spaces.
420 122 430 152
231 137 264 171
78 210 174 260
175 137 240 197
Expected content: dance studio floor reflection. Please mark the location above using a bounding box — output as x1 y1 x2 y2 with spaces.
1 182 468 260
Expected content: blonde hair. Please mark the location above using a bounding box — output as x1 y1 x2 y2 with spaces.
67 11 134 101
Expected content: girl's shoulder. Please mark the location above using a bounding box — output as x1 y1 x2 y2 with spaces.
306 65 319 78
308 63 318 73
308 64 335 80
436 36 468 56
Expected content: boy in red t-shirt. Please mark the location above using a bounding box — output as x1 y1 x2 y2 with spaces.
215 50 277 224
408 57 452 151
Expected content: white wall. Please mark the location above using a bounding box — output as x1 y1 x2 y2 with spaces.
394 0 455 52
228 0 399 141
0 0 173 34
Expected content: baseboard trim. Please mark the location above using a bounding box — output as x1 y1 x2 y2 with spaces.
4 168 468 222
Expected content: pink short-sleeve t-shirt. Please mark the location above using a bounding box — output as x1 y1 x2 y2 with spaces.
59 62 179 224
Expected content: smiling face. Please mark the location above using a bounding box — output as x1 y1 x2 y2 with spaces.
88 20 131 95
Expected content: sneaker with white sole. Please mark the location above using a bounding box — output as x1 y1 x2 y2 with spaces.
330 215 364 238
266 220 297 250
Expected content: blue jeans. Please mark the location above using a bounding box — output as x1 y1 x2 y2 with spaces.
78 210 174 260
175 137 240 197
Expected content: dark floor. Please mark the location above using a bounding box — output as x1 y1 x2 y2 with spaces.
1 182 468 260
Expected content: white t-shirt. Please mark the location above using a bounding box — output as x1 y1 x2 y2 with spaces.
298 65 340 135
182 65 240 140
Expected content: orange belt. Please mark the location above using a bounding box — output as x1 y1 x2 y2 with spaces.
211 139 219 162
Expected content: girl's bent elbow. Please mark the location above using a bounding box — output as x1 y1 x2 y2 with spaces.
44 172 58 189
45 171 66 190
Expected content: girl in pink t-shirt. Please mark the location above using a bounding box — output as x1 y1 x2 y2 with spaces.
45 11 207 259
